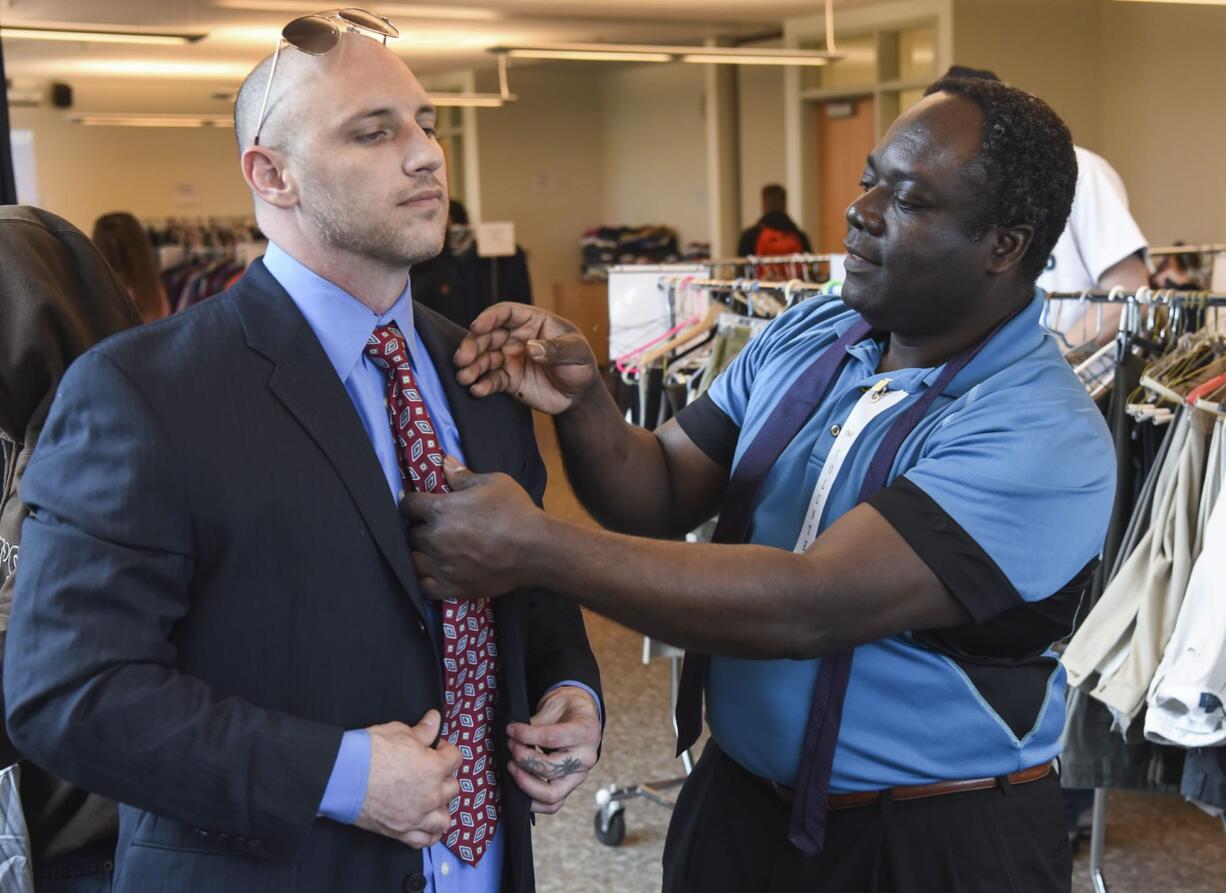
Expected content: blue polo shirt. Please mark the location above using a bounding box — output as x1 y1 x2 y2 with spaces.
674 289 1114 792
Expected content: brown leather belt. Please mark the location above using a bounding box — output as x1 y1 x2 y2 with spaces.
766 761 1053 810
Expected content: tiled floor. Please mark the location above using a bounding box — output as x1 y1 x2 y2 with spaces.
527 415 1226 892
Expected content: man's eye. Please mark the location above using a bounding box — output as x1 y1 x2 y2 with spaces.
357 130 387 144
423 127 438 140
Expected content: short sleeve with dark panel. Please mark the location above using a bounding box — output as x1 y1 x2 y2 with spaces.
867 383 1115 626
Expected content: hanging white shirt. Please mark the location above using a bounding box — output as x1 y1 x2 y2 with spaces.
1145 417 1226 748
1036 146 1148 338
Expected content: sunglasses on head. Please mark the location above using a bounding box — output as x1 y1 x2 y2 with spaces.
252 8 399 148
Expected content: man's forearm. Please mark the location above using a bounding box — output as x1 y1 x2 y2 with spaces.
553 385 685 537
523 512 840 659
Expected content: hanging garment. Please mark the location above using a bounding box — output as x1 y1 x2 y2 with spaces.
1061 410 1185 793
1145 417 1226 747
1181 747 1226 819
1063 407 1213 729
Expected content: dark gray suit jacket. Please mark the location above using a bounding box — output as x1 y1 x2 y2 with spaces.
4 261 600 892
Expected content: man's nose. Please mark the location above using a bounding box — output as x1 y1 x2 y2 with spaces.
845 191 885 237
406 127 445 178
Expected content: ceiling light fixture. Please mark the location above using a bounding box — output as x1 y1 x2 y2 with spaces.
431 54 516 108
498 45 674 63
69 113 233 128
493 0 840 67
430 93 507 108
0 25 205 46
679 48 835 66
213 0 501 21
492 43 838 66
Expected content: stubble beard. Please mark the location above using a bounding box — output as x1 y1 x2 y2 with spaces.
304 175 445 268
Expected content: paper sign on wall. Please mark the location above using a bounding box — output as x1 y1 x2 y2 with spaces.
475 221 516 258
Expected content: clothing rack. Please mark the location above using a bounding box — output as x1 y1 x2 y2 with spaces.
658 275 837 303
708 252 842 282
1047 289 1226 893
707 252 840 266
1044 289 1226 303
1149 243 1226 257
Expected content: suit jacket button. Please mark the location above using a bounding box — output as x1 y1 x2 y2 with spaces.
248 838 264 851
194 828 211 838
403 873 427 892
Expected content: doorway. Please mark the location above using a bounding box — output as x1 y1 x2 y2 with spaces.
816 96 876 253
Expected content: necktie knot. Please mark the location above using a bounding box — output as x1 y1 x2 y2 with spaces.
365 324 410 375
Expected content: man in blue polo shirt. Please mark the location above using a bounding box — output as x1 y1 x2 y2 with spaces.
402 76 1114 892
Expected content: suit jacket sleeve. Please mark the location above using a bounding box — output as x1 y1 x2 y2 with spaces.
3 350 342 862
513 405 602 715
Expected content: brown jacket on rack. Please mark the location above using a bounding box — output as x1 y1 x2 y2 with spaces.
0 206 141 868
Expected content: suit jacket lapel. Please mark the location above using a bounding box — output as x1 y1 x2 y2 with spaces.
413 304 519 479
234 262 432 625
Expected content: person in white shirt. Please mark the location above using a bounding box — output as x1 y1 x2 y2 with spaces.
1037 145 1149 347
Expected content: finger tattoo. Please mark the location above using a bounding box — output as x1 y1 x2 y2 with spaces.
519 755 586 780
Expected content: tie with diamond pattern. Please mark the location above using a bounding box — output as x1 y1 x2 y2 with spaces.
365 324 500 867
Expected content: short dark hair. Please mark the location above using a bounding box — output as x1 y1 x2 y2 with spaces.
761 183 787 211
923 76 1077 284
942 65 999 82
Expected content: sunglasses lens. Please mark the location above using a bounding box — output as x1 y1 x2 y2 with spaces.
282 16 339 55
338 8 399 38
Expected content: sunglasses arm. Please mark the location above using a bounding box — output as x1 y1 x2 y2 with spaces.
252 39 285 148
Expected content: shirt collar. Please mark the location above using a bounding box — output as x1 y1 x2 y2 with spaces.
830 287 1048 395
263 241 414 382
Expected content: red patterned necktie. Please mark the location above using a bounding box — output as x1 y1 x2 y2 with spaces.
365 323 500 867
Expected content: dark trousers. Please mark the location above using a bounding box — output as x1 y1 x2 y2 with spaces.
662 742 1072 893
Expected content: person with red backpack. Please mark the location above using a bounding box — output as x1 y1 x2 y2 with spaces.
737 183 813 279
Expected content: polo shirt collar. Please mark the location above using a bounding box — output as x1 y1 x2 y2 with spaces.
831 287 1046 396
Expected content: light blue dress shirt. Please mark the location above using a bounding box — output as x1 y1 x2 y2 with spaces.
263 243 598 893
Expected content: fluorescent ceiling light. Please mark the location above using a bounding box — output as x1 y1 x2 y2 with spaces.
501 45 673 63
0 25 205 46
61 59 254 79
681 51 831 66
492 43 839 66
69 113 234 128
212 24 498 50
214 0 501 20
430 93 511 108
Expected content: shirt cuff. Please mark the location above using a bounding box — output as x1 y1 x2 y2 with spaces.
317 729 371 825
546 681 604 726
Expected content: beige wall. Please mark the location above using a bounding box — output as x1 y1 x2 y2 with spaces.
737 65 787 230
474 62 606 297
600 62 709 247
952 0 1102 149
9 79 251 234
1098 1 1226 245
952 0 1226 246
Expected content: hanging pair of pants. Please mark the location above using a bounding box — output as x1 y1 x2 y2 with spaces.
662 741 1072 893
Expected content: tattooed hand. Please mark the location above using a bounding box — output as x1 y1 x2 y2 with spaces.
507 686 602 815
517 754 586 782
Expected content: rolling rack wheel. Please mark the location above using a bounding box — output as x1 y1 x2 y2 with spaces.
593 802 627 847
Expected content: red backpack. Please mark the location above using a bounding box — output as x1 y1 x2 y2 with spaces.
752 225 806 280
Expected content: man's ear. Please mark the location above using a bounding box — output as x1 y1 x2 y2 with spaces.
241 146 298 210
986 224 1034 277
